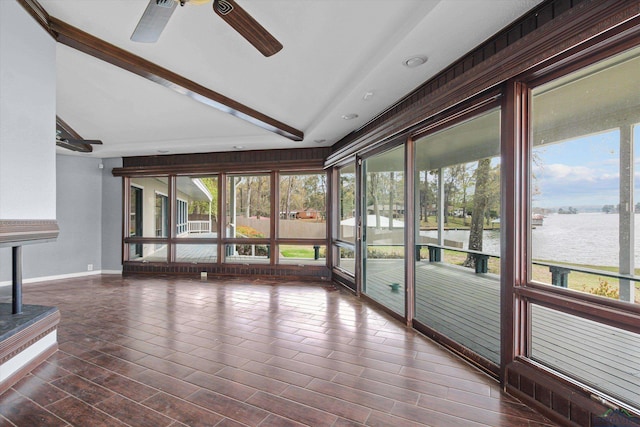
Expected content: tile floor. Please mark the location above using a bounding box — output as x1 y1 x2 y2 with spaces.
0 275 555 426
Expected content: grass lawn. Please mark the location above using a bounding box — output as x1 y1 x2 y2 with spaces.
441 250 640 303
280 245 325 259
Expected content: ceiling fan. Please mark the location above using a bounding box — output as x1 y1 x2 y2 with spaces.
56 118 103 153
131 0 283 57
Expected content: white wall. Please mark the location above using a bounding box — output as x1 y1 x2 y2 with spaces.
0 1 56 219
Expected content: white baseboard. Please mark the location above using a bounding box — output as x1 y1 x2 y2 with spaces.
0 269 122 287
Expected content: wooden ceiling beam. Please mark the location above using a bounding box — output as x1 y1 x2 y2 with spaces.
17 0 303 142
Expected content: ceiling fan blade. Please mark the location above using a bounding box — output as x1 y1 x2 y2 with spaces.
213 0 283 57
131 0 178 43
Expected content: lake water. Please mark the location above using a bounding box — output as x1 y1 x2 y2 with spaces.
420 212 638 268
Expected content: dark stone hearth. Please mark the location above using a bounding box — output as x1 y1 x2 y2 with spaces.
0 304 58 342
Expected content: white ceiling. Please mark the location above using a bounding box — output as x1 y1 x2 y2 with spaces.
39 0 544 158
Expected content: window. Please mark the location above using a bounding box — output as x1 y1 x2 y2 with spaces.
176 176 218 238
338 164 356 244
528 45 640 412
278 173 326 239
362 145 406 315
226 174 270 239
530 46 640 304
129 177 168 238
177 199 188 235
129 185 143 259
278 244 326 266
414 108 501 365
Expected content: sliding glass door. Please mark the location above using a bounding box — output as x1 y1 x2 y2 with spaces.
414 108 502 366
362 146 405 316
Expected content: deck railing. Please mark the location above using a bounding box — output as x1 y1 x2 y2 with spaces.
418 244 498 274
188 220 211 234
532 260 639 289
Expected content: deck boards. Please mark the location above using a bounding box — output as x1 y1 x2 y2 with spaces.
363 260 640 409
530 305 640 406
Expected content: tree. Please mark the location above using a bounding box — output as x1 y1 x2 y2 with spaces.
280 175 299 219
464 158 492 269
368 172 381 229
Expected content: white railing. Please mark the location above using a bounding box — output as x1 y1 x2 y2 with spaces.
188 220 211 234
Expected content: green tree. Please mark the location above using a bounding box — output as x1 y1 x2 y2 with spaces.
464 158 492 269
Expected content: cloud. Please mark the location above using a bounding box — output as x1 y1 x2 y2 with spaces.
533 163 621 207
538 163 615 182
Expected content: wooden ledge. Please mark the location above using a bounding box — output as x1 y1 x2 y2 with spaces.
0 220 59 247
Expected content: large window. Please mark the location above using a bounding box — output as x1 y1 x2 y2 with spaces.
125 171 329 268
530 46 640 304
414 108 501 365
529 46 640 411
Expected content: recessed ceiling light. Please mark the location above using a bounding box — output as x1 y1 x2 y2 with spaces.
341 114 359 120
233 145 245 150
403 55 428 68
157 150 169 154
314 139 326 144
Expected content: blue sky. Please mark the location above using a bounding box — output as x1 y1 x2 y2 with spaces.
532 126 640 209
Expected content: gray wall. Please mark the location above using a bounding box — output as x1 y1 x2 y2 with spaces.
1 155 123 282
101 157 123 272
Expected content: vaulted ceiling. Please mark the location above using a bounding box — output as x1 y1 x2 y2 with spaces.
35 0 544 158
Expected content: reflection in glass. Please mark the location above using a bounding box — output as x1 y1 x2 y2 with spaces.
530 46 640 304
414 108 501 364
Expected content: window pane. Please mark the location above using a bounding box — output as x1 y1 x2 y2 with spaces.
130 177 168 238
279 173 326 239
176 176 217 238
127 243 167 263
176 244 217 263
226 174 270 239
225 244 270 264
414 108 501 364
337 246 355 275
363 146 405 316
530 46 640 304
278 244 326 266
338 164 356 243
530 304 640 409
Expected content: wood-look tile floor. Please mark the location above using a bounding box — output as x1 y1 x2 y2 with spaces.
0 275 556 426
